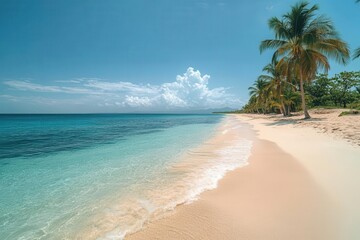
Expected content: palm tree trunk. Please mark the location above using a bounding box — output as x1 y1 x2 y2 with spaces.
299 72 311 119
281 103 287 116
279 105 284 116
278 87 286 116
286 105 290 116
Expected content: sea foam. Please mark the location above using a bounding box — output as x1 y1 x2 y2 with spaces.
95 117 253 240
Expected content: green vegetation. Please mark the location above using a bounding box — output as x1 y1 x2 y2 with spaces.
242 71 360 114
244 60 301 115
241 1 360 118
307 72 360 109
339 110 359 117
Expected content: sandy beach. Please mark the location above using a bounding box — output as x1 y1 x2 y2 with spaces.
2 1 359 239
127 112 360 240
241 109 360 146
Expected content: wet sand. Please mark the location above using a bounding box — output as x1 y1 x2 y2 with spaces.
126 114 360 239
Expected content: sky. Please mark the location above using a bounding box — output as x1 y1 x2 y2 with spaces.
0 0 359 113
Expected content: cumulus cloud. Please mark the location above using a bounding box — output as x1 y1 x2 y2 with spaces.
2 67 242 111
158 67 227 108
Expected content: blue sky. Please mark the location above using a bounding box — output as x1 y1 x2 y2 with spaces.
0 0 359 113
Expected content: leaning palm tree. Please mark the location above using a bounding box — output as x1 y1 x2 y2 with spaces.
282 85 301 114
259 60 290 116
248 78 270 113
260 1 350 119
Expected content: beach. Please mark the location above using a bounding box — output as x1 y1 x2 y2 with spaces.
1 0 359 239
127 111 360 240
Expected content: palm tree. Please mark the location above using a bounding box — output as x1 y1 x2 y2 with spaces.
259 60 289 116
248 78 270 113
260 1 349 119
282 85 301 114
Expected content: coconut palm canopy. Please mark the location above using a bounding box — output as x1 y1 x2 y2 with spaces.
259 1 350 118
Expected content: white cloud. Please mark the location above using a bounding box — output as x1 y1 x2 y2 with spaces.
84 80 158 95
55 79 85 84
124 95 153 107
3 80 103 95
158 67 226 108
2 67 242 111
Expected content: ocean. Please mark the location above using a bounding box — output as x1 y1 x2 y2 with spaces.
0 114 251 239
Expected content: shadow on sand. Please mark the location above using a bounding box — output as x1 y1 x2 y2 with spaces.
264 117 325 126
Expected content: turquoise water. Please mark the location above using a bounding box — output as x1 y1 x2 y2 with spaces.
0 114 223 239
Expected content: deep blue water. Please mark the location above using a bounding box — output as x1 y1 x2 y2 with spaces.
0 114 220 159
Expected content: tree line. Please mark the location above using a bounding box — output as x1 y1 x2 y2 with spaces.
242 71 360 115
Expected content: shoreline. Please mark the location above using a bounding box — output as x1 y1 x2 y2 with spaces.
126 114 360 240
79 115 253 239
117 115 254 239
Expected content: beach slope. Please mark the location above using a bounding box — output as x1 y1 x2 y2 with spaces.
127 114 360 240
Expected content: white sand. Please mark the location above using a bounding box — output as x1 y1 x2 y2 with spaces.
237 114 360 239
126 114 360 240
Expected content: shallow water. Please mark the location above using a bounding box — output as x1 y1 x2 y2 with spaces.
0 114 251 239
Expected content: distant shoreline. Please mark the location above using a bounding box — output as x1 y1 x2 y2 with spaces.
0 112 221 115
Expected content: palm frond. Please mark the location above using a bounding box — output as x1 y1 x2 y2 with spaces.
283 1 318 37
314 39 350 64
258 74 273 82
268 17 290 39
259 40 287 53
353 47 360 59
306 14 334 31
303 49 330 74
